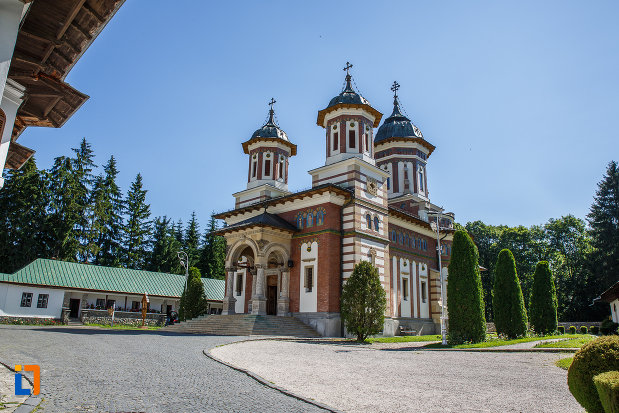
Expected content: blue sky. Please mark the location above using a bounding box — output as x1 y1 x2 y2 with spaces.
16 1 618 229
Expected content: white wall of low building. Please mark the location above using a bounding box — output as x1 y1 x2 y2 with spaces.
299 241 318 313
611 298 618 323
0 282 64 318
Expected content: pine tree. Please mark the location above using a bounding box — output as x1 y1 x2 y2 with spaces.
493 249 528 338
0 158 50 273
94 156 124 267
147 216 182 274
122 173 151 269
447 230 486 344
184 212 200 268
72 138 96 261
529 261 558 334
179 266 208 321
174 219 184 245
198 213 226 279
587 161 619 292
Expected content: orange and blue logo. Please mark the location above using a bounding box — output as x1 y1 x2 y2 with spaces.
14 365 40 396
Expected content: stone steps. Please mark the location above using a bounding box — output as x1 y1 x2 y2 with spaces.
161 314 320 337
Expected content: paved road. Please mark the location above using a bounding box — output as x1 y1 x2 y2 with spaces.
0 326 325 412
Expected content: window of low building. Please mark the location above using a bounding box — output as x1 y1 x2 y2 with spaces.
20 292 33 307
421 281 427 303
37 294 49 309
96 298 105 308
132 301 140 310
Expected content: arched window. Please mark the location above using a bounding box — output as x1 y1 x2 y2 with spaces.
418 166 425 192
392 230 396 241
374 216 379 231
399 232 403 244
366 214 372 229
307 212 313 228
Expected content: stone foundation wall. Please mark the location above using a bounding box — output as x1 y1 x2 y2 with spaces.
486 321 601 333
0 316 61 325
80 309 166 327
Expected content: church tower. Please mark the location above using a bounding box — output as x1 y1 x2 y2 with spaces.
375 82 436 219
234 99 297 209
309 63 392 307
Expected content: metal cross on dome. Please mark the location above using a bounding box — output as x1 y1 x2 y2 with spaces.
268 97 276 110
391 81 400 98
343 62 353 75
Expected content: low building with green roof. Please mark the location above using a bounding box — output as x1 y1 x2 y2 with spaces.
0 259 225 325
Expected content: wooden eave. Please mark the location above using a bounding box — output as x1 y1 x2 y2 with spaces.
316 103 383 128
600 281 619 303
214 184 352 220
242 137 298 156
8 0 125 141
5 142 35 170
214 222 296 236
375 136 436 157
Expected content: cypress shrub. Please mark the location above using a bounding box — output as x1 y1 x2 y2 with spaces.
447 230 486 344
591 326 600 335
581 326 589 335
492 249 528 338
568 336 619 413
593 371 619 413
529 261 558 335
558 326 565 334
570 326 577 334
341 261 387 341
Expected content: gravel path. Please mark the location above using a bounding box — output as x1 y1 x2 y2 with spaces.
211 339 584 413
0 325 325 412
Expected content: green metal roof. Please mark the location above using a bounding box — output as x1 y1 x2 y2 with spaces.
6 259 225 300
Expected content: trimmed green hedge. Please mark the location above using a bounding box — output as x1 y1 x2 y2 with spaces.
592 326 600 335
570 326 577 334
581 326 589 334
601 319 619 336
529 261 558 335
558 326 565 334
492 249 528 339
568 336 619 413
593 371 619 413
447 230 486 344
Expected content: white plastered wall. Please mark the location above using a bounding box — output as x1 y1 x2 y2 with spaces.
299 241 318 313
399 258 411 318
0 283 64 318
419 263 429 318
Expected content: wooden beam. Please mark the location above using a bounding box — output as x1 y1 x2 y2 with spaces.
56 0 87 40
83 3 104 23
70 21 93 40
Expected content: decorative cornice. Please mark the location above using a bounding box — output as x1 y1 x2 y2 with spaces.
317 103 383 128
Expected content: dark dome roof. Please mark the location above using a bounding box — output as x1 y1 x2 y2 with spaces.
375 98 423 143
326 75 370 109
250 109 289 141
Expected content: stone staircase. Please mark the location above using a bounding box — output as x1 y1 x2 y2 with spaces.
160 314 321 337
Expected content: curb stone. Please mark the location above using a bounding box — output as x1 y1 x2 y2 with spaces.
0 360 42 413
204 339 342 413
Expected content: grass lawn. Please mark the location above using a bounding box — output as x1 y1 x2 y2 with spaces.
368 335 441 343
556 357 574 370
84 323 161 331
534 335 596 348
423 334 583 349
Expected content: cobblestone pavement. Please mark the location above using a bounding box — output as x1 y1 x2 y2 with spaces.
0 326 325 412
0 363 29 412
212 340 584 413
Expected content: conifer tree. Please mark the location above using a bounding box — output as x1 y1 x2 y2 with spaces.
122 173 151 269
147 216 182 274
174 219 184 245
493 249 528 338
184 212 200 268
94 156 124 267
198 213 226 279
587 161 619 292
447 230 486 344
0 158 50 273
529 261 558 334
179 266 208 321
72 138 96 260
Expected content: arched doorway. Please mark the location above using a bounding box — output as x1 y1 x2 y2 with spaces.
266 250 285 315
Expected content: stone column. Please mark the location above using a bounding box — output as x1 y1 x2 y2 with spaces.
251 264 267 315
222 267 237 315
277 270 290 316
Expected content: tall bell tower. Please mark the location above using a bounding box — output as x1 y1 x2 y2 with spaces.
233 99 297 209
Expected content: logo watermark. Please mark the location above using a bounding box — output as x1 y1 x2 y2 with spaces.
14 365 39 396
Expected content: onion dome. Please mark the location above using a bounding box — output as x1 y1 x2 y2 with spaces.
375 82 424 143
317 62 382 127
250 104 289 141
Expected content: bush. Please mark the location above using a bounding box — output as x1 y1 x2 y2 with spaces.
529 261 558 335
570 326 577 334
492 249 528 339
593 371 619 413
582 326 589 334
568 336 619 413
601 319 619 336
179 267 208 321
592 326 600 335
341 261 387 342
447 230 486 344
558 325 565 334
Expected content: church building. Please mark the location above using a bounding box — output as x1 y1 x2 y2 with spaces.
214 64 454 337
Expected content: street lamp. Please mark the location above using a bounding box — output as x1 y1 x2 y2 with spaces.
177 250 189 320
427 209 454 346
